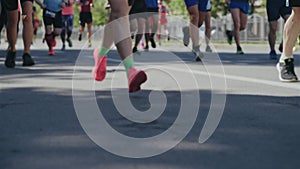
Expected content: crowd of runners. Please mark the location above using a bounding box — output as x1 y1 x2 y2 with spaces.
0 0 299 93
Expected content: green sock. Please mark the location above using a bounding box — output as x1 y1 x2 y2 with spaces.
98 47 110 56
123 56 134 74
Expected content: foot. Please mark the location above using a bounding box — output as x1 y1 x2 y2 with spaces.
5 50 16 68
269 50 277 60
226 30 233 45
132 46 138 53
128 68 147 92
22 53 35 66
236 46 244 55
193 47 204 62
182 26 190 46
278 42 283 53
48 48 55 55
205 46 212 52
78 34 82 41
67 38 73 47
61 44 66 51
150 37 156 48
92 48 107 81
277 58 298 82
88 41 92 48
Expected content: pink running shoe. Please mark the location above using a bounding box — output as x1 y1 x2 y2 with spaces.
128 68 147 92
48 48 55 55
93 48 107 81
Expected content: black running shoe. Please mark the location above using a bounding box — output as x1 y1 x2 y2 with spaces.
67 38 73 47
226 30 233 45
78 34 82 41
182 26 190 46
150 37 156 48
61 44 66 51
132 46 138 53
278 42 283 53
5 50 16 68
22 53 35 66
276 58 298 82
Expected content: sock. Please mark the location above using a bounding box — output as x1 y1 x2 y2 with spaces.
279 55 293 63
98 47 110 57
123 56 134 75
45 34 53 49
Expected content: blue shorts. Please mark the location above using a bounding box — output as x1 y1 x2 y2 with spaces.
289 0 300 7
184 0 211 12
267 0 291 22
184 0 198 9
229 1 249 14
199 0 211 12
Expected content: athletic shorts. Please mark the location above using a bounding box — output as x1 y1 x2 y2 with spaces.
128 0 135 6
79 12 92 26
184 0 211 12
43 9 63 28
199 0 211 12
184 0 198 8
229 1 249 14
267 0 291 22
2 0 33 11
289 0 300 7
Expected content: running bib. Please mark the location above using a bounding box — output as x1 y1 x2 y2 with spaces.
45 10 56 18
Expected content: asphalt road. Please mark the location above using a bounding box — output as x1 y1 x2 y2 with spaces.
0 40 300 169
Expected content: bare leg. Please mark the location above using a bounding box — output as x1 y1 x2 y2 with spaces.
6 10 19 52
21 1 33 54
188 5 199 49
268 20 277 52
283 7 300 57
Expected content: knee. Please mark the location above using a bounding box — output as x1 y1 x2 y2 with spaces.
190 13 199 25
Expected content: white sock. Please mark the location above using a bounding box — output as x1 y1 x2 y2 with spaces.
279 55 293 63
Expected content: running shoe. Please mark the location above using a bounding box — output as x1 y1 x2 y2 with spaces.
22 53 35 66
61 44 66 51
276 58 298 82
67 38 73 47
236 46 244 55
193 47 204 62
269 50 277 60
206 46 212 52
133 46 138 53
93 48 107 81
182 26 190 46
226 30 233 45
150 37 156 48
128 68 147 92
278 42 283 53
4 50 16 68
78 34 82 41
48 48 55 55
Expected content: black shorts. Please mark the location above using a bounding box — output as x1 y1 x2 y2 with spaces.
43 9 63 28
2 0 33 11
79 12 92 26
147 7 159 13
267 0 291 22
289 0 300 7
128 0 135 6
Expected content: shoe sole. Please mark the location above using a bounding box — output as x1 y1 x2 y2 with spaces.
276 63 298 82
129 71 147 92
